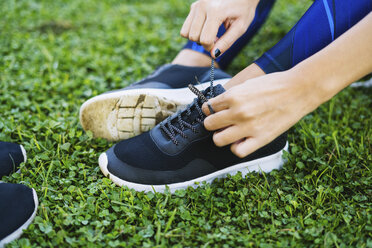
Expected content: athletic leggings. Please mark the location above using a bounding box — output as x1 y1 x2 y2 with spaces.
184 0 372 72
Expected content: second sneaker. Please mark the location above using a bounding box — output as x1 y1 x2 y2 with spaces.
80 64 231 141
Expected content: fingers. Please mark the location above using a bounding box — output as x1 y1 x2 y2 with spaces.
202 93 229 116
212 20 248 58
212 125 245 147
189 9 206 42
200 16 222 51
180 3 197 38
182 0 256 56
181 2 207 43
204 110 233 131
230 138 261 158
180 1 222 52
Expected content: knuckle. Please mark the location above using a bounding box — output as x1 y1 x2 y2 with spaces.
223 92 234 103
229 95 239 106
190 2 198 10
200 36 213 46
189 34 200 42
236 107 250 120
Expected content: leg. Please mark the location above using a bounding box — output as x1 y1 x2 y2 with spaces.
225 0 372 89
255 0 372 74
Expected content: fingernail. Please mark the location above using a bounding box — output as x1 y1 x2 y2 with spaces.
214 48 221 58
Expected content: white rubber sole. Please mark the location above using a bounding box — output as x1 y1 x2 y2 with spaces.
79 79 229 141
350 78 372 88
20 145 27 164
99 142 288 193
15 145 27 174
0 188 38 248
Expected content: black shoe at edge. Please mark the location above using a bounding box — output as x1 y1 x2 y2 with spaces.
0 141 27 179
0 183 38 247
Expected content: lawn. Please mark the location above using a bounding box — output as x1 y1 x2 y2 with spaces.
0 0 371 247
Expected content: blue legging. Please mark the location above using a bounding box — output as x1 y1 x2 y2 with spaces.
184 0 372 72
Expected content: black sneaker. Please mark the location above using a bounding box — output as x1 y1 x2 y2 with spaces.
0 183 38 247
0 141 27 179
99 83 288 193
80 64 231 141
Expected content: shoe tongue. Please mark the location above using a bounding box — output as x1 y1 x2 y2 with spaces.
205 84 225 98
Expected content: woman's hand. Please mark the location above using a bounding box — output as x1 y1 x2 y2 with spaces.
202 71 319 158
201 12 372 158
180 0 259 57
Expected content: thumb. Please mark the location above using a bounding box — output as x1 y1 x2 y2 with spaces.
211 20 248 58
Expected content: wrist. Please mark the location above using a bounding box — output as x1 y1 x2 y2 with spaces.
288 63 336 108
224 63 265 90
289 56 350 108
283 68 323 113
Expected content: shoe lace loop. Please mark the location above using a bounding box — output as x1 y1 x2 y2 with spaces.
160 58 216 145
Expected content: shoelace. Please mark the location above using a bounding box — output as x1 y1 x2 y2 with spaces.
160 58 216 145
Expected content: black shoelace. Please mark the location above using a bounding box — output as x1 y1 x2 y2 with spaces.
160 58 216 145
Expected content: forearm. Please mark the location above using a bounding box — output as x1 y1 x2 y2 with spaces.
290 12 372 106
203 14 372 157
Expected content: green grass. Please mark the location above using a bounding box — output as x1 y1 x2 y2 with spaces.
0 0 371 247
